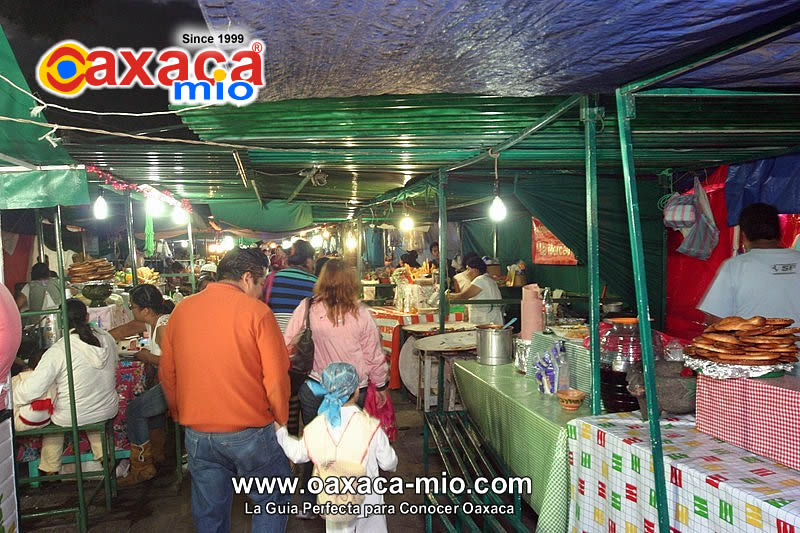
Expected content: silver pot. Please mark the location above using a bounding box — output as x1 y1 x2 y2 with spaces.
476 325 513 365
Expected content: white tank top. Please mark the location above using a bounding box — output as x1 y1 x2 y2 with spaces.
145 314 170 356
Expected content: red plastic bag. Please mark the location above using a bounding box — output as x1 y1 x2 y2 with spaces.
364 383 397 442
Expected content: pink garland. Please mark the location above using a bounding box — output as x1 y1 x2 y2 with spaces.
87 165 192 213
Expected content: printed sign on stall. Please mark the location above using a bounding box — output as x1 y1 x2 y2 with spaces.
531 217 578 265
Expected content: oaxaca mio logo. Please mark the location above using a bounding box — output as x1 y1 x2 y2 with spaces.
36 40 265 105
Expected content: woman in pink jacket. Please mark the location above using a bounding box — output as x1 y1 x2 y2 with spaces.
283 258 388 519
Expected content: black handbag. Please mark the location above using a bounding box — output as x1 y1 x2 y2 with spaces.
289 298 315 394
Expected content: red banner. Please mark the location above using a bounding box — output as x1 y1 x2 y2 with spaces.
531 217 578 265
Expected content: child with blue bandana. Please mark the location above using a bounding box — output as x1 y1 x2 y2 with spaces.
276 362 398 532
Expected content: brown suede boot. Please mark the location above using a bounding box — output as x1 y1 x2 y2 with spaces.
149 427 167 465
118 441 156 487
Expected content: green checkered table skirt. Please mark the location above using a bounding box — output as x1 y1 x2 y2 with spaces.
454 360 591 533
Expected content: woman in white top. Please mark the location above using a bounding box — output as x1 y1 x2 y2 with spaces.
447 256 504 325
452 252 479 292
14 299 119 473
115 284 173 487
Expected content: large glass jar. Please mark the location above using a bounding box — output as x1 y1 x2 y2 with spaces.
599 318 664 413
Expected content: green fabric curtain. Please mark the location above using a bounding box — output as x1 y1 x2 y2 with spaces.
461 216 533 267
514 176 666 326
209 200 313 232
144 214 155 256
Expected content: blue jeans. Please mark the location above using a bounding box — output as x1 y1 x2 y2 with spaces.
126 384 168 445
185 425 291 533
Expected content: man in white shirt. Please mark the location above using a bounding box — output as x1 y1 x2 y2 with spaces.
699 203 800 329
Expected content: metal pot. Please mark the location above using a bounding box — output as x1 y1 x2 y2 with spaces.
476 325 513 365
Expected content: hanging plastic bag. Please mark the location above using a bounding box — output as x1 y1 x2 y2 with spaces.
364 382 397 442
663 177 719 260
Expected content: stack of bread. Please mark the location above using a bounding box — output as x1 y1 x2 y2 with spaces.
685 316 800 366
68 259 115 283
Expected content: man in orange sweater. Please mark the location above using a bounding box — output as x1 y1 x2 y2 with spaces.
160 248 291 532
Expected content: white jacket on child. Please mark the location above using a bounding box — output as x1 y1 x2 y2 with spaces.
13 328 119 427
12 370 57 431
277 405 398 532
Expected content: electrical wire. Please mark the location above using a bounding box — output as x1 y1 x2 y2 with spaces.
0 74 214 117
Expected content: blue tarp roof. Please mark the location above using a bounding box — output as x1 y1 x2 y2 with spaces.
199 0 800 102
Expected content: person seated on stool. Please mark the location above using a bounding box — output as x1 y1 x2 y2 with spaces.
13 299 119 474
115 284 174 487
12 352 57 431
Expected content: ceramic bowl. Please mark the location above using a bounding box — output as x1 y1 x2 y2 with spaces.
557 389 587 411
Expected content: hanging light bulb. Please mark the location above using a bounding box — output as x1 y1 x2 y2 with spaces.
310 234 324 249
180 240 188 248
172 206 188 225
93 195 108 219
399 215 414 232
222 235 235 251
489 196 507 221
487 149 507 222
281 239 292 249
346 234 357 251
291 236 300 243
269 242 277 249
322 229 331 239
145 195 164 217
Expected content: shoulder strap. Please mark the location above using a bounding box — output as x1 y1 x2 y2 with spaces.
304 297 313 330
262 271 276 304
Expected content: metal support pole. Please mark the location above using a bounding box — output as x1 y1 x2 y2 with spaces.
35 208 46 263
582 98 603 415
492 224 498 259
438 169 448 333
80 229 87 259
187 220 196 292
356 219 364 280
55 206 88 531
126 193 138 285
616 88 669 532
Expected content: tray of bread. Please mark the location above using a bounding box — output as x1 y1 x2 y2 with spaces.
684 316 799 378
68 259 115 283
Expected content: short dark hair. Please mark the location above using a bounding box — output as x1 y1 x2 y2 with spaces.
462 252 479 265
288 239 315 266
314 256 330 277
31 263 50 280
218 248 269 282
466 256 487 274
430 242 439 252
740 203 780 242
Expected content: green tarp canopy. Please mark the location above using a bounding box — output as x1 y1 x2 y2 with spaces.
0 25 88 209
513 176 666 326
209 200 313 233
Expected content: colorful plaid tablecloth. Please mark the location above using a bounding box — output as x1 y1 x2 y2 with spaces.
369 306 464 389
454 360 590 533
568 412 800 533
16 360 147 461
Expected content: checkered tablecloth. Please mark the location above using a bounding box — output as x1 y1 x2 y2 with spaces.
568 412 800 533
369 306 464 389
454 360 591 533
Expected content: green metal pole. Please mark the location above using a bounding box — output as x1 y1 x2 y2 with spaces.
187 219 196 292
126 193 139 285
35 208 46 263
438 169 448 333
55 206 89 532
582 97 603 415
615 88 669 532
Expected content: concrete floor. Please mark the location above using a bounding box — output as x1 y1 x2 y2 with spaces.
18 391 537 532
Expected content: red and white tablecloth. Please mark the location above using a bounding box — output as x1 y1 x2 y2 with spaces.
368 306 464 389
